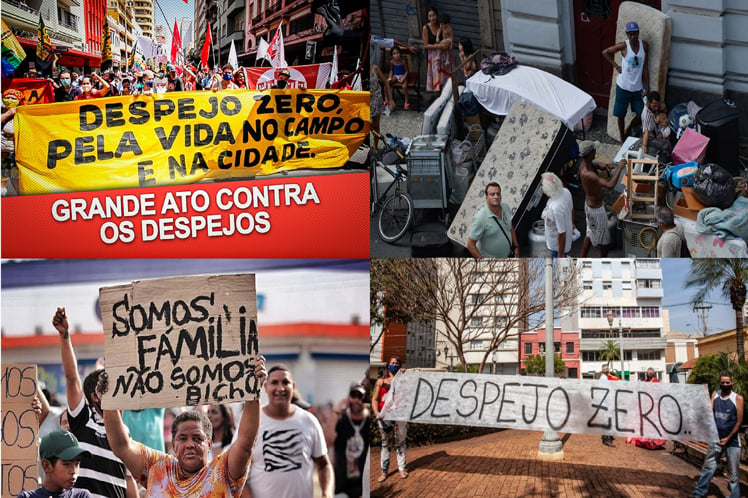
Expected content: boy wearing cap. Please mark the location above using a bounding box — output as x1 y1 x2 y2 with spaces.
18 429 93 498
578 140 626 257
602 21 649 143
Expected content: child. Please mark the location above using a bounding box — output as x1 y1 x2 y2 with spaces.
17 429 92 497
655 111 671 140
387 47 410 109
436 14 455 85
458 38 477 80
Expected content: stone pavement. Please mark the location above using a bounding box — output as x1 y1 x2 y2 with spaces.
370 429 747 497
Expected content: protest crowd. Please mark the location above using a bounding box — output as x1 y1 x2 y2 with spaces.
18 307 369 498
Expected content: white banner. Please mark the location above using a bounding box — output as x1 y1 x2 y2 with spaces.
380 371 719 442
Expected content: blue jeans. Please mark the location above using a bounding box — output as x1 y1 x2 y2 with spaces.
693 442 741 498
550 249 569 258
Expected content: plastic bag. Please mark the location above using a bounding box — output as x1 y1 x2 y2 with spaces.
691 163 736 209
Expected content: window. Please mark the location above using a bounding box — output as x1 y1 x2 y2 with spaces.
602 281 612 290
581 307 602 318
635 259 659 269
524 343 532 355
638 350 661 361
582 261 592 268
621 307 639 318
637 279 662 289
566 342 574 354
494 316 507 327
582 351 600 362
583 281 592 290
641 307 660 318
470 317 483 327
470 340 483 350
603 306 620 319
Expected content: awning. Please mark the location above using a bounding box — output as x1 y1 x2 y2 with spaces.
678 358 698 370
57 48 101 67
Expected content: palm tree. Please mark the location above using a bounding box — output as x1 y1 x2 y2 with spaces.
598 339 620 369
685 259 748 365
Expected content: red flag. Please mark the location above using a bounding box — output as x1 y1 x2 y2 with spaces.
171 19 183 71
200 23 212 70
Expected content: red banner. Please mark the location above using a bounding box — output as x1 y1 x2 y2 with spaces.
7 78 54 104
1 173 370 258
244 63 332 90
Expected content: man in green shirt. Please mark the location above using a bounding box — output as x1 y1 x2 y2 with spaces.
467 182 520 258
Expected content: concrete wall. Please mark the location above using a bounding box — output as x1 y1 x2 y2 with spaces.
500 0 576 81
661 0 748 154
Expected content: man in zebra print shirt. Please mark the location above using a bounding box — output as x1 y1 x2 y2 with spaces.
246 365 333 498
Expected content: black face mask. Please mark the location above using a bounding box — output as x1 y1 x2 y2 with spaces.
720 384 732 395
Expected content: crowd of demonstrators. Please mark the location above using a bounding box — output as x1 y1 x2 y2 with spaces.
18 307 370 498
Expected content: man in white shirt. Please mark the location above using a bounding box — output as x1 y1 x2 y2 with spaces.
245 365 333 498
541 172 574 258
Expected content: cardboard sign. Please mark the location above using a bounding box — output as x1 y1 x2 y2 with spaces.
1 364 39 498
100 274 260 409
380 370 719 442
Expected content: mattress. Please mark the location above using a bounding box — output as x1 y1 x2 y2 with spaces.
447 101 575 249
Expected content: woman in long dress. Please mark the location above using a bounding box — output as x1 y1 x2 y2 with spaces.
422 7 443 92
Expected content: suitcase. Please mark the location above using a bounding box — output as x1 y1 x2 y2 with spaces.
696 99 740 174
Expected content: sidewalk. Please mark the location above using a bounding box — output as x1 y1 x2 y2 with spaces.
370 429 747 497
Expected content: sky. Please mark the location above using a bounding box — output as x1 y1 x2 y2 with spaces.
660 259 737 335
153 0 194 48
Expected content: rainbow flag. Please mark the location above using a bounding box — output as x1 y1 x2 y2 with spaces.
1 20 25 77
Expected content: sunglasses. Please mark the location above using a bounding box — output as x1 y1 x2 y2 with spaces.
633 56 639 66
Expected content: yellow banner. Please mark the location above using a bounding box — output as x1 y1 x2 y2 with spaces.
15 89 370 194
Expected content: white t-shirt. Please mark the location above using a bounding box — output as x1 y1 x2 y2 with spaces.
248 408 327 498
542 188 574 253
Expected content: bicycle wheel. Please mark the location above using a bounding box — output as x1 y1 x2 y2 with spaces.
377 192 413 243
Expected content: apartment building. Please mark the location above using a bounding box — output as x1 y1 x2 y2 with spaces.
568 259 667 381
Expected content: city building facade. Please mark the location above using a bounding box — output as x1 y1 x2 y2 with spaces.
520 326 581 378
571 259 667 381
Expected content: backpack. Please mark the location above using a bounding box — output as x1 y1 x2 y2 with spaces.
480 54 518 77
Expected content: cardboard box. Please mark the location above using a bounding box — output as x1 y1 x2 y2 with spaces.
673 196 699 221
623 172 655 194
682 186 706 211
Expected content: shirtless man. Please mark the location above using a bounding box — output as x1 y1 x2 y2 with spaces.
578 140 625 257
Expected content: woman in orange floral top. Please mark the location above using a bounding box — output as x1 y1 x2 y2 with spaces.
103 356 267 497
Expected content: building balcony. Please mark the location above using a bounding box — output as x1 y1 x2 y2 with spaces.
56 0 81 7
221 29 244 47
225 0 244 18
55 21 81 42
2 0 40 30
636 287 664 299
580 337 667 351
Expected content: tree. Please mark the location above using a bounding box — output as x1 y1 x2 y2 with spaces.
598 339 620 368
685 259 748 365
370 259 433 352
687 353 748 415
370 258 579 373
524 353 565 375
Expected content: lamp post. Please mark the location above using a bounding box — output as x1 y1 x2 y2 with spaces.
492 349 498 375
607 311 624 380
444 346 455 372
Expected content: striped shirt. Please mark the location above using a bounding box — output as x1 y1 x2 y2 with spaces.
68 398 127 498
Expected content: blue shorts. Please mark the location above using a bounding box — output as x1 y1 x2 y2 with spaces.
613 85 644 118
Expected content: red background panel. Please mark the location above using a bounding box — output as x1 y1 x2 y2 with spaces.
2 172 370 258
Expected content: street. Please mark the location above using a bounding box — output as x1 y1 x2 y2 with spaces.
370 429 747 497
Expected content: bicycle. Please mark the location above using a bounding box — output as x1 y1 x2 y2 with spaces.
370 135 414 243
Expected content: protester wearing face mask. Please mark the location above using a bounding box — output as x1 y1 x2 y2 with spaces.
212 64 239 91
74 73 110 100
53 70 82 102
371 356 408 482
693 370 743 498
134 70 155 96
